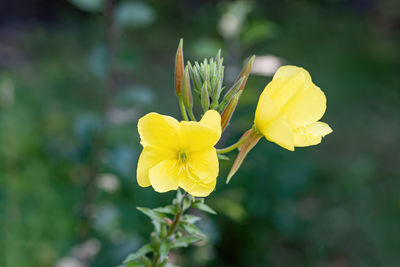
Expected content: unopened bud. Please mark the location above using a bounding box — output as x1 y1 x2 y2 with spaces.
236 55 255 92
201 81 210 111
174 39 184 96
221 91 242 132
218 76 245 111
182 66 193 108
188 61 202 92
164 217 173 226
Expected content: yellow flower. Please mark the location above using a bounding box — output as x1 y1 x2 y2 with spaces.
254 65 332 151
136 110 221 197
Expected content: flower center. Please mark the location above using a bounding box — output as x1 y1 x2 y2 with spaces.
178 151 187 163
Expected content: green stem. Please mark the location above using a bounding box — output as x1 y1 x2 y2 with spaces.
179 96 189 121
217 136 247 154
151 192 189 267
187 108 197 121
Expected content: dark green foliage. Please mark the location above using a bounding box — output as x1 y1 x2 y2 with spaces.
1 0 400 266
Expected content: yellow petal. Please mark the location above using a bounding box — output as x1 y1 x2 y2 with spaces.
136 147 174 187
267 73 308 110
258 115 295 151
254 89 280 127
148 160 181 193
179 174 217 197
293 121 333 147
138 112 181 151
282 84 326 126
199 110 222 137
180 110 221 152
271 66 326 125
187 148 219 184
272 65 311 81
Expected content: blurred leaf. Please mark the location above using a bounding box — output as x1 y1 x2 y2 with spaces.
115 1 156 28
193 203 217 215
153 205 178 215
69 0 103 12
218 154 230 160
182 197 191 211
171 236 202 249
137 207 167 223
159 240 170 257
181 215 202 224
180 222 206 238
123 243 153 263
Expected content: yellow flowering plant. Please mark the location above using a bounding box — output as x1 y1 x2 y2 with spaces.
122 40 332 266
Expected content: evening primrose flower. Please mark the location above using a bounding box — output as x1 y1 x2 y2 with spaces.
254 65 332 151
136 110 221 197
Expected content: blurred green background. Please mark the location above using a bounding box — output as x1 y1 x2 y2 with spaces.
1 0 399 266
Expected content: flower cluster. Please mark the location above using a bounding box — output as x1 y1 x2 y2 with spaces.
136 40 332 197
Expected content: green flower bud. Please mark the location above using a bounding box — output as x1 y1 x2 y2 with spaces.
201 81 210 111
182 66 193 109
218 76 245 111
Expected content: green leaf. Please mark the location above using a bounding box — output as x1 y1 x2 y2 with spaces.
139 255 152 267
176 189 184 203
159 240 170 258
193 203 217 215
137 207 167 223
123 243 153 263
153 205 177 215
182 197 191 211
217 154 230 160
171 236 202 249
180 222 206 238
181 215 201 224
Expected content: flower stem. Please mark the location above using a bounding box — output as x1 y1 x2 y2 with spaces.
187 108 197 121
151 192 189 266
179 96 189 121
217 136 247 154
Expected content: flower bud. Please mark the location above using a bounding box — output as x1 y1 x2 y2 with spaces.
201 81 210 111
182 66 193 108
221 91 241 132
218 76 245 111
174 39 184 96
188 61 202 93
236 55 255 92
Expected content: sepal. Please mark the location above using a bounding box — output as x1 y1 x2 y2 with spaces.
226 126 262 183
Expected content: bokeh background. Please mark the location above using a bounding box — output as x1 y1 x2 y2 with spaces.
1 0 400 266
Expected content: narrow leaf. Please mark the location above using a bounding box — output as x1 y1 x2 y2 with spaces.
171 236 202 249
123 243 153 263
180 222 206 238
182 214 202 224
193 203 217 215
137 207 166 223
159 240 170 257
153 205 177 215
218 154 230 160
